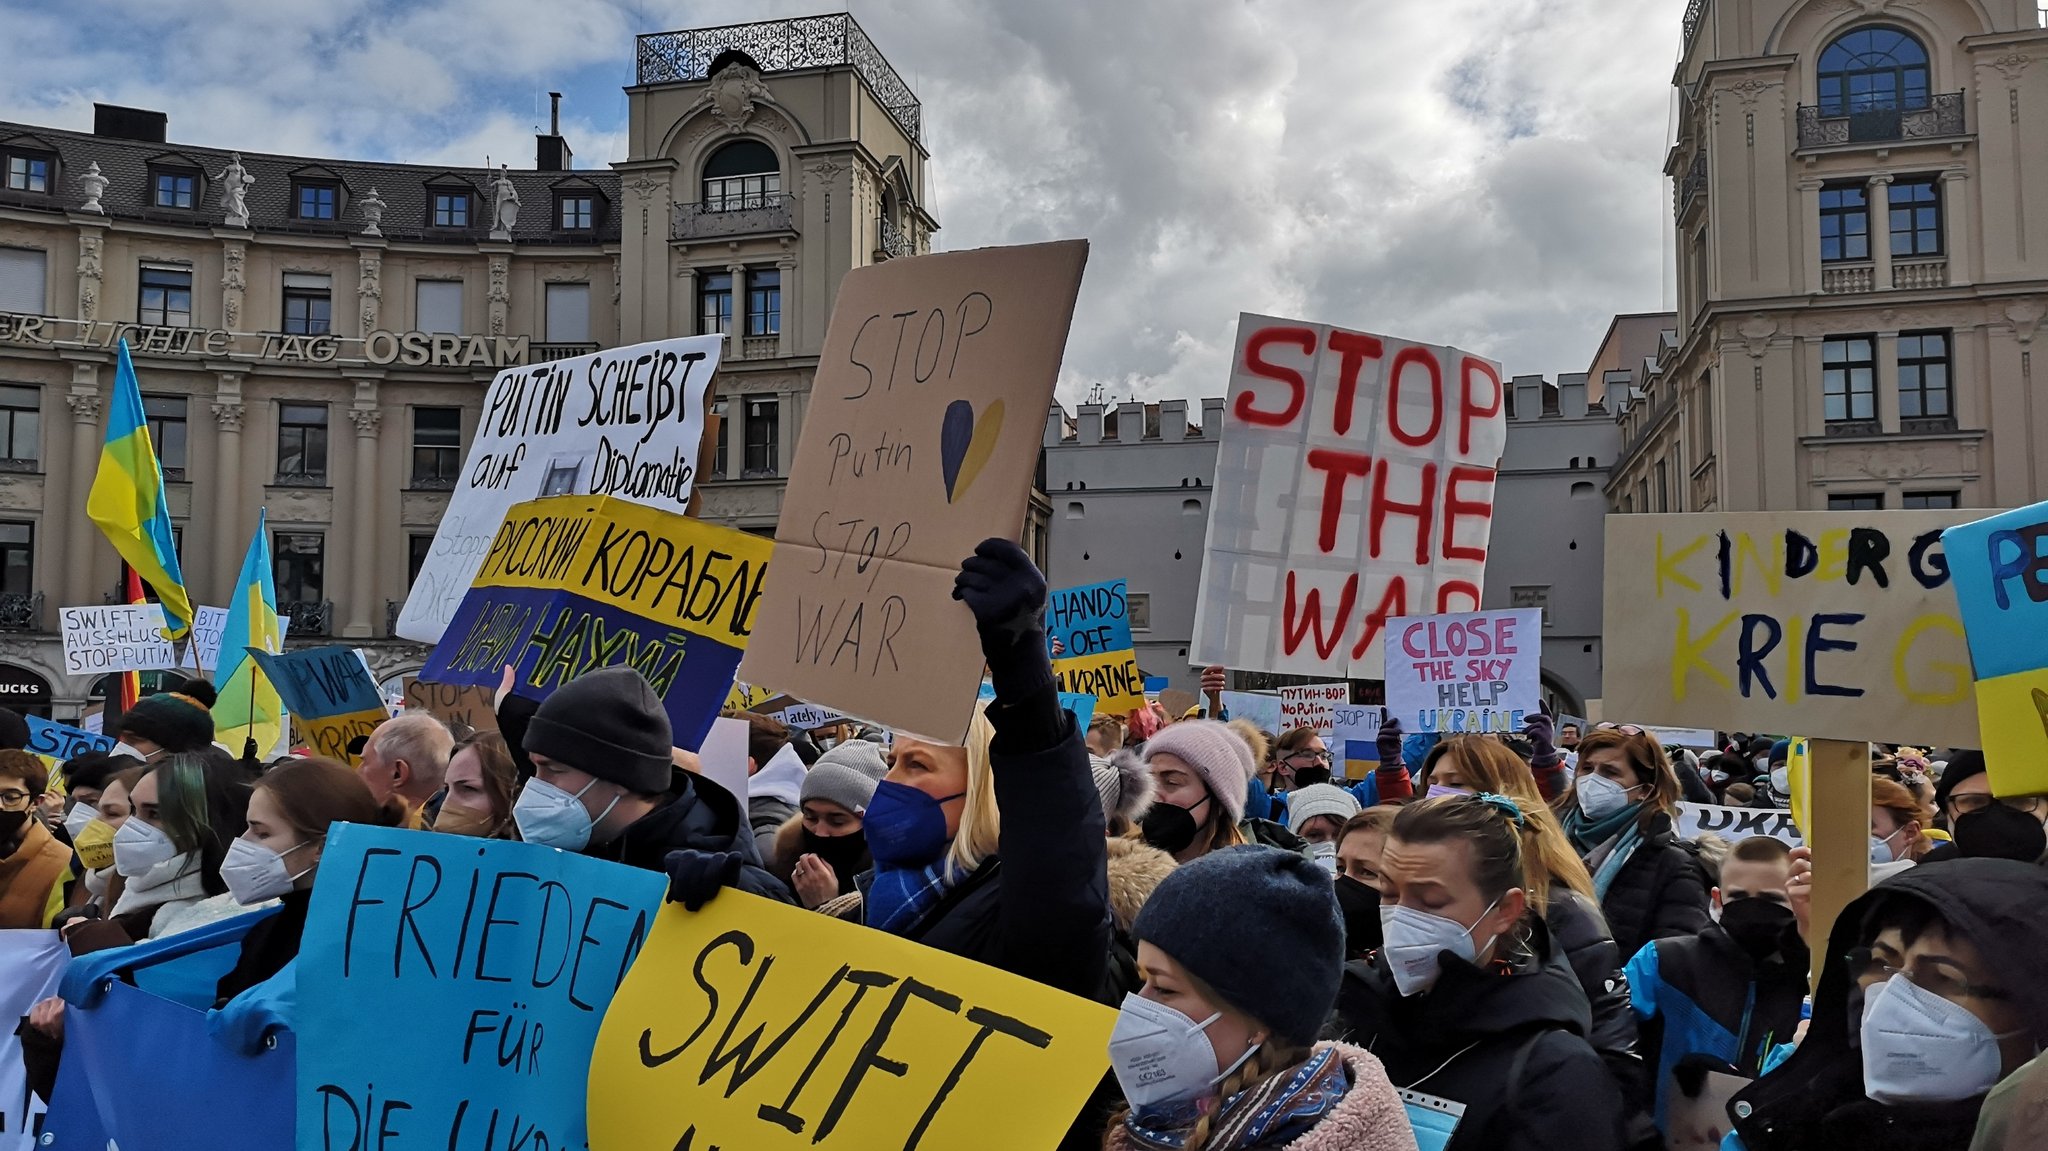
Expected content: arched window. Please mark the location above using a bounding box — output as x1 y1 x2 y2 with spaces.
1817 26 1929 117
702 140 779 211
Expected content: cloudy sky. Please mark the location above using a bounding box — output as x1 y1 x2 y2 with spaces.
1 0 1685 404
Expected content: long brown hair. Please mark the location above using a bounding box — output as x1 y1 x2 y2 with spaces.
1422 737 1595 914
1566 727 1682 827
255 758 404 841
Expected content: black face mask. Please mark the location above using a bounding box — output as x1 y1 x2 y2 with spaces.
799 826 871 883
1291 766 1333 789
1141 796 1209 855
1334 875 1382 957
1956 802 2048 862
0 808 27 842
1718 896 1804 964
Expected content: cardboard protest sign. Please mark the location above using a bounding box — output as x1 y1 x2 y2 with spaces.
1332 704 1389 779
697 715 752 804
1046 579 1143 712
1159 688 1200 720
396 335 724 643
1219 690 1283 734
28 715 115 764
588 890 1117 1151
248 646 388 762
1383 609 1540 733
1942 503 2048 793
420 494 772 753
297 825 664 1151
176 605 289 674
1602 511 1983 748
1675 802 1804 848
739 241 1089 744
401 676 498 735
726 681 776 712
1278 682 1350 736
775 702 845 731
59 604 175 674
1059 691 1097 731
1192 313 1507 677
0 931 65 1151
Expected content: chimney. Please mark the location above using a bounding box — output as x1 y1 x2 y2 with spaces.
93 103 167 143
536 92 574 171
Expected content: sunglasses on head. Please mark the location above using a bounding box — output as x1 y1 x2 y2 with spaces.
1595 723 1645 736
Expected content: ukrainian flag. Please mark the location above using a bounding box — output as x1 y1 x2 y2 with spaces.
212 510 285 757
87 340 192 639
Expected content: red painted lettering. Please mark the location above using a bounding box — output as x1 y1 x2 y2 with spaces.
1234 326 1316 427
1305 448 1373 554
1457 355 1503 455
1399 621 1427 660
1282 570 1357 660
1370 459 1438 566
1351 576 1411 661
1385 346 1444 447
1326 330 1384 436
1441 465 1495 563
1437 581 1481 613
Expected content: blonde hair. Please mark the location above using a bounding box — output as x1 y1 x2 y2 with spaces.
1425 736 1595 915
947 703 1002 880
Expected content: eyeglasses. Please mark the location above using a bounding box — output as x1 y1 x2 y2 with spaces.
1844 946 2010 1003
1945 793 2048 817
0 788 32 811
1284 749 1333 764
1594 723 1645 735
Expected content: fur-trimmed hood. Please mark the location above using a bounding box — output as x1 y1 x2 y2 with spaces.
1106 835 1176 935
1105 1042 1418 1151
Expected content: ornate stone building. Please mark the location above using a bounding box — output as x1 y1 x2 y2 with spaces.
1610 0 2048 514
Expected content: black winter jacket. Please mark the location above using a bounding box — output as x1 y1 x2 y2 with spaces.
1333 917 1626 1151
1728 859 2048 1151
1546 889 1646 1114
1591 810 1712 963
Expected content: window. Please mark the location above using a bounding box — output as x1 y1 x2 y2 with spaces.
746 268 780 337
415 279 463 334
294 182 338 220
544 283 590 344
282 272 332 335
411 407 461 487
408 535 434 587
1897 330 1951 421
1889 179 1942 256
1904 491 1959 509
711 398 729 478
4 152 50 193
1822 335 1877 423
152 169 198 210
1820 183 1870 262
272 532 324 605
431 189 471 228
557 194 594 230
0 247 45 314
1127 593 1152 632
1690 229 1707 315
137 264 192 327
1656 460 1670 513
276 403 329 483
1817 27 1930 117
743 395 778 477
539 456 581 496
1828 493 1885 510
143 395 185 480
0 522 30 595
699 272 733 336
0 386 35 467
702 140 780 210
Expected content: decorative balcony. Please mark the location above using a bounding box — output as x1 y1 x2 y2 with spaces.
1682 0 1708 48
876 217 912 260
1796 93 1966 149
1676 152 1707 217
529 341 598 364
636 14 922 142
1822 263 1875 294
0 592 42 632
672 194 797 242
741 335 780 360
282 600 332 637
1893 258 1948 290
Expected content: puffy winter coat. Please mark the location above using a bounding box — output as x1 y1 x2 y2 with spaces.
1547 888 1646 1119
1593 810 1713 963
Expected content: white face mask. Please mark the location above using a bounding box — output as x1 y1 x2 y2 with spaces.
512 776 619 852
112 817 180 877
1860 973 2018 1103
1306 841 1338 873
1106 993 1260 1111
1770 766 1791 793
1379 898 1501 996
1574 772 1634 821
63 803 98 840
220 837 316 905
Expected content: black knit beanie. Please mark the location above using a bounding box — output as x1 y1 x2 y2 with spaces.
0 706 25 751
1934 750 1987 811
1131 844 1344 1046
117 693 215 752
522 667 674 795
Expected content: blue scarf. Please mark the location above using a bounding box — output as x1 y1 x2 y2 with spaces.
864 858 959 936
1562 802 1648 900
1125 1047 1351 1151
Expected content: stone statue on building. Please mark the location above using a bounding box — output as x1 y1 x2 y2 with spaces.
359 186 386 236
76 161 107 213
218 153 254 227
489 165 519 240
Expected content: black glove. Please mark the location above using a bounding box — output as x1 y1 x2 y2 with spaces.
1524 704 1560 770
1376 715 1403 770
664 849 742 911
953 538 1054 702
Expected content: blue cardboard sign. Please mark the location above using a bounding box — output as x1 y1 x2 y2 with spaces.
28 715 115 763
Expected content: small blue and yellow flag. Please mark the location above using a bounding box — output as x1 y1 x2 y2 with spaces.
213 509 285 757
87 340 192 639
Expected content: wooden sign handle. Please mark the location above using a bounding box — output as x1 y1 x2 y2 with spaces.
1804 737 1873 982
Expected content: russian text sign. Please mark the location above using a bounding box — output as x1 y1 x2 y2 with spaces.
588 891 1116 1151
1047 580 1143 712
1942 503 2048 794
739 241 1089 744
1602 511 1982 748
1383 608 1540 733
397 335 723 643
1192 313 1507 676
1278 683 1350 736
420 494 772 753
248 646 388 761
59 604 175 674
297 825 664 1151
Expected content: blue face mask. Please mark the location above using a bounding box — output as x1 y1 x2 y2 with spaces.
863 780 964 866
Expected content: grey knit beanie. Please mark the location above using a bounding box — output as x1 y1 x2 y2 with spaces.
1285 783 1361 836
802 740 888 814
1092 749 1157 825
522 667 673 794
1132 845 1344 1045
1141 719 1254 824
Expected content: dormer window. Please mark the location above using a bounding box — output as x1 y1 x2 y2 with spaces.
153 170 198 209
3 150 51 194
558 194 594 230
431 189 471 228
294 180 339 220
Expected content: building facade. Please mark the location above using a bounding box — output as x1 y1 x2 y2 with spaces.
1613 0 2048 514
0 13 939 719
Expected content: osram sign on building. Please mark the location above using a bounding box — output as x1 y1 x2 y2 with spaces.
1192 313 1507 677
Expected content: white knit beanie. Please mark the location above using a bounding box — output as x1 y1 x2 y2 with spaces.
1285 783 1361 836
